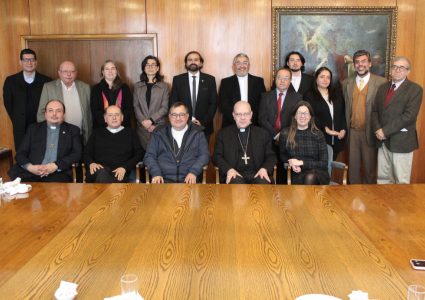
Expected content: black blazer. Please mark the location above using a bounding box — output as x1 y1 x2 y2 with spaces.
258 89 303 139
90 79 132 129
304 91 347 153
211 125 277 183
3 71 52 150
8 121 83 180
169 72 218 136
219 74 266 128
288 73 315 95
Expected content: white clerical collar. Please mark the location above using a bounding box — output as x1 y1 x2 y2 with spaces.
61 80 76 90
48 125 58 130
107 126 124 133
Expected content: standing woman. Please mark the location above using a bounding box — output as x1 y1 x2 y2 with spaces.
133 55 169 150
304 67 347 160
279 101 330 185
91 60 132 129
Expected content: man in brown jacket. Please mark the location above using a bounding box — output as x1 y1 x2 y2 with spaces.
372 56 423 184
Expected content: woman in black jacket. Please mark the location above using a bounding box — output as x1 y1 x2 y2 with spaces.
304 67 347 160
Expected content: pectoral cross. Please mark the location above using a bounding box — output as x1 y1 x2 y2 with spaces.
242 153 250 164
51 144 54 148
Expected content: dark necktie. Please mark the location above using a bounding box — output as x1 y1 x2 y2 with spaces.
385 84 396 107
192 76 197 118
275 92 283 131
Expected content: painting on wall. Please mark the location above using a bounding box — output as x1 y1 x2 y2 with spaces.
272 7 397 89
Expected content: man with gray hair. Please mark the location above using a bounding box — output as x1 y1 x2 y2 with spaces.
342 50 387 184
372 56 423 184
219 53 266 128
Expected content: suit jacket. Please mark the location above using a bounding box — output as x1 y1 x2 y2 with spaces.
8 121 82 180
37 79 92 144
258 89 303 139
219 74 266 127
133 81 169 149
169 72 217 136
304 91 347 153
288 73 315 95
3 71 52 150
342 74 387 146
372 78 423 153
211 125 277 183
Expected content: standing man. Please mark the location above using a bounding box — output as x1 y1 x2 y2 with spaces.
169 51 217 145
3 49 52 150
342 50 387 184
37 61 92 144
372 56 423 184
286 51 314 95
219 53 266 128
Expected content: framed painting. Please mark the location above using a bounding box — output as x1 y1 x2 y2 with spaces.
272 7 397 89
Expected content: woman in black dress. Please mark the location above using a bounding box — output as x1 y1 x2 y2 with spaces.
279 101 330 185
304 67 347 160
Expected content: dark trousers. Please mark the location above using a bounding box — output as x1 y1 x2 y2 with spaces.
21 172 72 183
348 128 378 184
85 166 130 183
229 172 272 184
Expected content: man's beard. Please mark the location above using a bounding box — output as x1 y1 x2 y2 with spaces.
289 67 300 73
185 64 202 72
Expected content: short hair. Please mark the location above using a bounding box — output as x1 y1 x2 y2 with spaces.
352 50 372 63
276 67 293 80
392 56 411 70
104 105 123 116
233 53 250 65
45 100 66 113
184 51 204 64
285 51 305 72
20 49 36 60
169 102 189 114
140 55 164 83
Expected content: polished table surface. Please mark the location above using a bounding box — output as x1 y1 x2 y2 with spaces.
0 183 423 299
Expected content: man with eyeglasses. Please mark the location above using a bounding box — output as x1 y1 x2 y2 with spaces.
219 53 266 128
342 50 388 184
144 102 210 184
169 51 217 145
372 56 423 184
3 49 52 150
37 60 92 144
212 101 277 184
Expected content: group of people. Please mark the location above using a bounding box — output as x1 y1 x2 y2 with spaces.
3 48 423 185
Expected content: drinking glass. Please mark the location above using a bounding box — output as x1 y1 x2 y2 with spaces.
408 285 425 300
121 274 138 300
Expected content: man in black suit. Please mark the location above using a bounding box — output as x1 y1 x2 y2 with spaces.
219 53 266 128
8 100 82 183
286 51 314 95
3 49 52 150
212 101 277 184
169 51 217 145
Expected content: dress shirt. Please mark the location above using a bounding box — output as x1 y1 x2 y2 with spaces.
392 78 406 90
188 71 200 120
356 72 370 89
24 71 36 84
172 124 188 148
107 126 124 134
291 73 302 92
237 75 248 102
61 81 83 133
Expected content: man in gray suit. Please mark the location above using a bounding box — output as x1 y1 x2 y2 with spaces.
37 61 92 144
342 50 387 184
372 56 423 184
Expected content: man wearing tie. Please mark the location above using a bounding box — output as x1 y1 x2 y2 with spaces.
372 56 423 184
169 51 218 145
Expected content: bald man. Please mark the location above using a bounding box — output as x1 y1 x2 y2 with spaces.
37 60 92 144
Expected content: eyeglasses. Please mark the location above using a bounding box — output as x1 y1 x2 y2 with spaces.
170 113 187 119
297 111 310 116
60 70 76 74
391 65 409 71
22 58 36 63
235 61 249 66
234 112 251 118
277 76 291 81
104 67 117 71
146 64 157 68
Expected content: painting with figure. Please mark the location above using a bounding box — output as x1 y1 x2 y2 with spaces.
272 7 397 89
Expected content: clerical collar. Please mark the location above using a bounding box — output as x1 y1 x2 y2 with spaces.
239 126 249 132
48 125 58 130
107 126 124 133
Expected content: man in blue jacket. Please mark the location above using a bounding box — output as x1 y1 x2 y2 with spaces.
144 102 210 183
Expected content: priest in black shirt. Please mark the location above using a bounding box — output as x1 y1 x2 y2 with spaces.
83 105 144 183
212 101 277 184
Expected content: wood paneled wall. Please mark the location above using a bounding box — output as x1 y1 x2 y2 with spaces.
1 0 425 183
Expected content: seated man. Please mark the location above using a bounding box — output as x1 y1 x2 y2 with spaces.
8 100 82 183
144 102 210 183
83 105 144 183
212 101 277 184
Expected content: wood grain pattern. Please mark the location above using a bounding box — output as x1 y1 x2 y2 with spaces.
0 183 418 299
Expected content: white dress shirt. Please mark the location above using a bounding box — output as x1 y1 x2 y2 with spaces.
356 72 370 89
291 73 302 92
237 75 248 102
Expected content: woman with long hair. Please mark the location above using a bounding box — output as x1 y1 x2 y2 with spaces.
91 60 132 129
304 66 347 160
133 55 169 150
279 101 330 185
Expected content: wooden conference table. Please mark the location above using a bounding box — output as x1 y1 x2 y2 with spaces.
0 183 424 299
